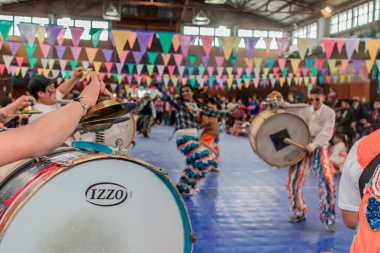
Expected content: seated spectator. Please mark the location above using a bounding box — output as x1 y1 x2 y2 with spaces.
329 133 347 174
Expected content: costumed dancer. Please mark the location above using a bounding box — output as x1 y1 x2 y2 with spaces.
137 93 156 137
269 87 337 232
154 79 232 195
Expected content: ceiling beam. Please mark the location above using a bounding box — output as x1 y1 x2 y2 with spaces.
179 0 190 21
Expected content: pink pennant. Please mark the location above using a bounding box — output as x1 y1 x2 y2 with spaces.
207 67 214 76
128 32 137 49
70 27 84 47
168 65 175 76
82 80 88 87
0 64 5 75
173 54 183 67
56 28 67 46
178 35 195 55
273 67 279 75
325 75 331 84
236 67 243 78
119 50 129 65
105 62 113 74
215 56 224 67
322 39 335 59
15 56 24 67
276 37 290 56
40 44 51 58
301 68 308 76
126 74 133 84
200 36 214 56
317 59 325 70
335 39 345 54
278 58 286 71
70 46 82 60
99 72 105 81
169 87 175 93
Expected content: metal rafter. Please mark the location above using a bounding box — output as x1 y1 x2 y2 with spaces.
179 0 189 20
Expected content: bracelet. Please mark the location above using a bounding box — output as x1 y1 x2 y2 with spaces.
72 97 88 116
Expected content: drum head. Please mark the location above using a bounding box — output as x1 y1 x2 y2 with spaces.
249 111 310 167
0 156 192 253
74 113 136 149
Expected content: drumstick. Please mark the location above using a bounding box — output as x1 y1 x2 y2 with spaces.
283 138 305 150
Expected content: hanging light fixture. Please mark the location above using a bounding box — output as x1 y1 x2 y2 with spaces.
320 5 334 18
103 2 121 21
192 10 210 25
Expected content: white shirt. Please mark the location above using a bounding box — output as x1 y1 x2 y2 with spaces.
282 103 336 152
338 140 362 212
29 91 73 146
330 142 346 164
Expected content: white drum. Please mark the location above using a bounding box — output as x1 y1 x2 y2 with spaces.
73 113 136 149
0 148 195 252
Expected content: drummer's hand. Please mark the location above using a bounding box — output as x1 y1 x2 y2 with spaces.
304 145 312 153
73 66 86 79
267 91 283 101
8 95 36 114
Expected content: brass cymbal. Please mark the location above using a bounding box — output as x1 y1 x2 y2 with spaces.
80 101 137 123
80 68 93 81
16 105 41 116
79 117 131 132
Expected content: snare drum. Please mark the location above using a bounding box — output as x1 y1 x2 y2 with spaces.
249 109 311 167
74 113 136 149
0 148 195 252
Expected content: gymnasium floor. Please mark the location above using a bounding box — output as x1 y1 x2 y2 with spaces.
128 126 353 253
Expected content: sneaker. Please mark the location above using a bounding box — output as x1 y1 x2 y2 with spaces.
325 223 336 232
288 214 306 223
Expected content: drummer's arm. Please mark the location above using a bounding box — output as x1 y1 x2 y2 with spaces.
308 109 336 152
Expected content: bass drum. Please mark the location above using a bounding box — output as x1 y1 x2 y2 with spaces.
74 113 136 149
0 148 195 252
249 109 311 168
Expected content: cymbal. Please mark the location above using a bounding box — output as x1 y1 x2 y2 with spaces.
79 68 93 81
79 117 131 132
80 101 137 123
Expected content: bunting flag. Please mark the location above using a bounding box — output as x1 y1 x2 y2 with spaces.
367 40 380 61
263 38 273 54
85 47 98 64
244 37 259 58
168 65 175 76
40 44 51 58
178 66 185 77
128 32 137 49
305 58 313 70
322 39 335 59
345 39 356 60
161 53 171 66
328 59 337 73
311 67 318 76
297 39 309 60
56 27 67 46
217 67 224 77
70 27 84 47
353 60 362 74
230 56 238 65
198 66 205 76
290 59 301 73
36 26 46 44
171 34 180 52
105 62 113 75
147 65 154 76
82 61 90 70
15 56 23 67
0 21 13 43
8 41 20 56
45 24 62 46
55 45 66 59
59 59 67 71
278 58 286 71
157 65 165 76
101 49 113 62
220 36 238 60
267 58 275 70
244 57 254 70
207 67 214 76
48 59 55 70
89 28 103 48
336 39 345 53
111 30 130 58
279 77 286 87
132 51 144 64
147 52 159 65
317 59 325 70
173 54 183 67
127 64 135 74
157 32 174 55
201 56 210 66
29 57 38 69
188 54 198 65
136 32 154 54
115 63 124 74
3 56 14 69
188 66 194 76
254 58 262 68
200 36 214 56
214 56 224 67
276 37 290 56
178 34 195 55
118 50 129 65
341 59 349 73
70 46 82 61
19 23 39 47
21 66 29 78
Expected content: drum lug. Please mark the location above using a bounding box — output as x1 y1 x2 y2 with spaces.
159 169 169 176
190 232 197 243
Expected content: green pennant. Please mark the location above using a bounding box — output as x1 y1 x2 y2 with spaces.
29 57 38 69
188 54 198 65
127 63 135 74
311 67 318 76
65 70 71 79
189 77 196 88
156 32 174 55
0 20 13 43
147 52 158 65
372 65 378 74
242 74 247 79
282 67 288 77
230 56 238 65
198 65 205 76
70 60 77 71
175 86 181 93
113 73 118 81
333 74 339 83
25 43 37 58
90 28 103 48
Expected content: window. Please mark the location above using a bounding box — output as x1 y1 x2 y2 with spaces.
57 18 109 41
182 25 230 47
237 29 282 49
376 0 380 20
293 23 317 44
0 15 49 36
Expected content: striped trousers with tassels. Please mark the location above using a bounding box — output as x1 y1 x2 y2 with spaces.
286 147 336 225
176 135 217 194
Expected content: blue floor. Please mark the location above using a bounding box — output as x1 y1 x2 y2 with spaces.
128 126 353 253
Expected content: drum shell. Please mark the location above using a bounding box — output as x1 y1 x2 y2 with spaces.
249 109 311 167
0 148 193 253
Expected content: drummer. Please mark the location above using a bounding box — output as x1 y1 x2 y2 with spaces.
268 87 337 232
0 72 114 167
27 67 85 146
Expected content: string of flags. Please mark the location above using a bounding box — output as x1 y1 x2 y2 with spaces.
0 20 379 93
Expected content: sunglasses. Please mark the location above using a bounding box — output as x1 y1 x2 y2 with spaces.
309 98 320 102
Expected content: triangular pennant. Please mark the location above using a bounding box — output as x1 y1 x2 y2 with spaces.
282 67 288 77
279 77 285 87
36 26 46 44
278 58 286 71
297 38 309 60
290 59 301 73
341 59 349 73
276 37 290 56
336 39 345 54
214 56 224 67
201 55 210 66
188 66 195 76
322 39 335 59
167 65 175 76
220 36 238 60
127 63 134 74
171 76 178 87
267 58 275 70
157 65 165 76
7 41 20 56
254 58 262 68
102 49 114 62
136 32 154 54
367 40 380 61
198 65 206 76
39 44 51 58
365 60 374 74
147 52 159 65
226 67 233 77
128 32 137 49
200 36 214 56
230 56 238 65
174 54 184 67
305 58 313 70
85 47 98 64
132 51 144 64
19 23 39 47
340 74 345 83
178 34 195 55
82 61 90 70
29 57 38 69
178 66 185 77
21 66 29 78
156 32 174 55
93 61 102 72
48 59 55 70
118 50 129 65
328 59 337 73
70 46 82 61
244 37 259 58
217 67 224 77
70 27 84 47
45 24 62 46
136 64 144 76
345 39 356 60
89 28 103 48
41 58 48 69
171 34 180 52
111 30 130 58
244 57 254 70
59 59 67 71
15 56 23 67
55 45 66 59
263 37 273 54
207 67 214 76
146 65 154 76
56 27 67 46
188 54 198 65
105 62 113 74
317 59 325 70
161 53 171 66
115 63 124 74
353 60 362 74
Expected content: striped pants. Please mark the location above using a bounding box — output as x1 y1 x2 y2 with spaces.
176 135 216 193
286 147 336 225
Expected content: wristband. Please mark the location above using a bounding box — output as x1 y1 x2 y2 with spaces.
72 97 88 116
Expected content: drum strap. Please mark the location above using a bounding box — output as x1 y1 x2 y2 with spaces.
359 152 380 199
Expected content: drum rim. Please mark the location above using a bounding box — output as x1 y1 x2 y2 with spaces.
0 152 194 252
249 109 311 168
